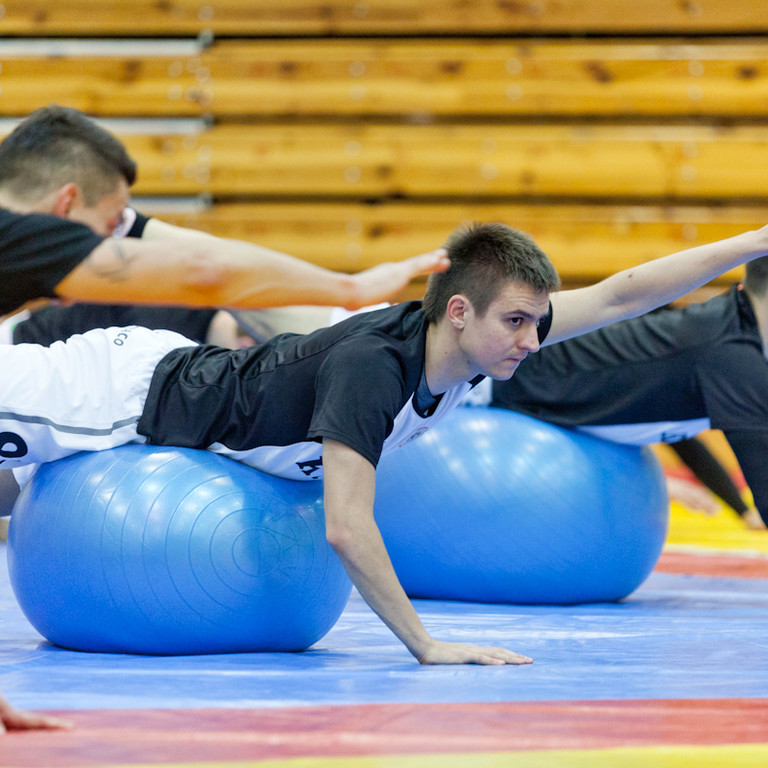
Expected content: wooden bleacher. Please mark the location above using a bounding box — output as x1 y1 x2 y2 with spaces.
1 0 767 292
3 38 768 119
1 1 767 36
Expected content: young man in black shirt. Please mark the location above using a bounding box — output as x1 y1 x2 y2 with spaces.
0 106 448 324
0 105 448 734
3 221 768 674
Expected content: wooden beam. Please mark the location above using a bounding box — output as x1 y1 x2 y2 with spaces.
3 39 768 118
103 123 768 199
1 1 767 36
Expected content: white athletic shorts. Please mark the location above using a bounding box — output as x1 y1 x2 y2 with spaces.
0 326 195 476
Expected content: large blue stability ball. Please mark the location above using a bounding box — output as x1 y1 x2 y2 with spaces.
8 446 351 655
374 407 668 605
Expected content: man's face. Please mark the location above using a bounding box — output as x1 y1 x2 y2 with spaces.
68 178 131 236
457 281 550 381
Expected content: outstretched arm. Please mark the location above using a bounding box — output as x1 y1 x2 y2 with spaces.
322 439 532 665
55 230 449 311
546 227 768 345
0 693 72 733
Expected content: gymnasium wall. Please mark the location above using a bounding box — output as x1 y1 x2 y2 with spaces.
2 0 767 297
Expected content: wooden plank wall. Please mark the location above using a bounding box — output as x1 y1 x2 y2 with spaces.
2 0 767 294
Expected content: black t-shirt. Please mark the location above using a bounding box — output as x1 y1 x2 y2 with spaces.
13 301 216 346
0 208 104 316
139 302 553 480
491 285 768 521
11 209 217 345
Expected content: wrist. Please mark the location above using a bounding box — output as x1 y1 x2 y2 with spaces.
742 227 768 259
410 634 437 663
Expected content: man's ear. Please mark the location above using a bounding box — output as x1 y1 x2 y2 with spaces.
446 294 472 330
50 183 81 218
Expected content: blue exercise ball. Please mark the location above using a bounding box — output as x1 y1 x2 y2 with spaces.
374 407 668 605
8 446 351 655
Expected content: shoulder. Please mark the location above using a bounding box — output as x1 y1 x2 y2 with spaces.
322 302 426 366
0 208 105 316
0 207 99 243
332 300 426 336
674 286 760 347
603 289 744 348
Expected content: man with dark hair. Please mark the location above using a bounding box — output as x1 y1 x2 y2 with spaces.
2 220 767 680
0 106 448 324
482 253 768 530
0 104 450 734
0 103 137 226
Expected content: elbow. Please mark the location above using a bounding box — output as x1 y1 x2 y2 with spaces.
179 245 232 297
325 521 355 555
596 276 647 324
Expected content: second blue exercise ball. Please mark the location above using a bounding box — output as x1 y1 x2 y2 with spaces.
374 407 668 605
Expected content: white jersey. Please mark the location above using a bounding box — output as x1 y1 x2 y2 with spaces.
0 326 194 471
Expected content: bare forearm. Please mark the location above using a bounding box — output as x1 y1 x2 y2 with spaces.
57 237 356 308
329 520 434 659
322 443 433 658
190 239 448 310
549 227 768 344
329 505 531 666
56 235 448 311
322 440 531 666
603 227 768 318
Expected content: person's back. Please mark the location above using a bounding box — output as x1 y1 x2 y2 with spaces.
136 301 478 480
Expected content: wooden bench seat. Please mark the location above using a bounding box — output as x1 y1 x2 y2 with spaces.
2 38 768 118
1 0 766 36
95 123 768 199
3 0 766 290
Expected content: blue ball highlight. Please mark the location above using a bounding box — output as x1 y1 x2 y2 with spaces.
375 407 669 605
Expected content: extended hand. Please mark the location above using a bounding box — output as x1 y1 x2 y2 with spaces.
347 249 450 309
417 640 533 666
665 476 719 516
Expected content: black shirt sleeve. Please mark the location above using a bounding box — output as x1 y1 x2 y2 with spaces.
308 337 413 467
123 208 150 238
537 301 553 344
0 210 104 316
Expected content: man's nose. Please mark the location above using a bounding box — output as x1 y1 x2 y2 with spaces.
522 324 540 353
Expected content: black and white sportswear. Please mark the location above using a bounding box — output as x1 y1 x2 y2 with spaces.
138 301 552 481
